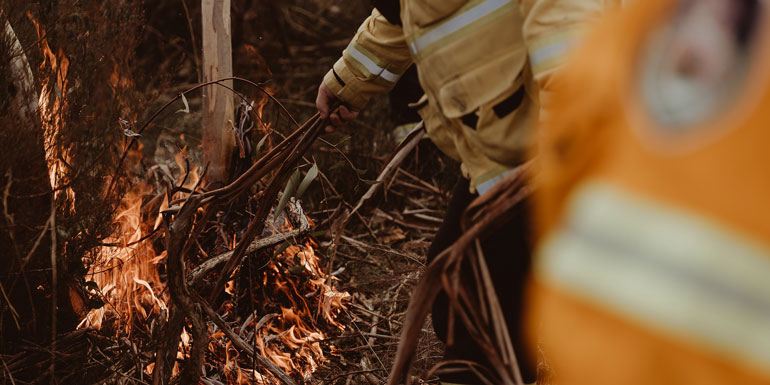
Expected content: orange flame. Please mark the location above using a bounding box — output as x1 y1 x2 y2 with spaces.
74 75 348 382
79 182 168 332
29 13 74 207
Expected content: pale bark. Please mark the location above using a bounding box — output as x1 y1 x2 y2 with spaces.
5 20 37 119
201 0 234 183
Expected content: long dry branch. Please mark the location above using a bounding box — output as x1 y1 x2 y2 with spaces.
348 122 425 217
152 103 324 385
187 199 310 286
164 109 319 210
162 195 207 385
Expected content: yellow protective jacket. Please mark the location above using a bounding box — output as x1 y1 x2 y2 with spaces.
528 0 770 384
324 1 619 191
324 2 531 191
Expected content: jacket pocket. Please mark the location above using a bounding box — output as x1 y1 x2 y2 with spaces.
459 79 536 166
434 47 527 118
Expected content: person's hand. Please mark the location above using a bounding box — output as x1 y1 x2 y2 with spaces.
316 82 360 133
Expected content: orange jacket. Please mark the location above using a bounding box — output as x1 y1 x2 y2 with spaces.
528 0 770 384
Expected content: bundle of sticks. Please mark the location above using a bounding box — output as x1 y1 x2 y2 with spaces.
151 108 327 385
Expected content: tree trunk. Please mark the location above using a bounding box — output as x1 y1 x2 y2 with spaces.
201 0 234 184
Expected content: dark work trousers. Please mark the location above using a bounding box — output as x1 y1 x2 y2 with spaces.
427 177 536 384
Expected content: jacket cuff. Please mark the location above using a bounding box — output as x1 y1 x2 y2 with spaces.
322 59 374 110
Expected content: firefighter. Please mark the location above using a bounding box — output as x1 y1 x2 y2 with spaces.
315 1 622 383
527 0 770 384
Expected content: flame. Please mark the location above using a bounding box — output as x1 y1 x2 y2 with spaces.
73 73 348 382
79 181 167 332
82 151 346 381
241 240 350 378
29 8 344 383
173 146 201 198
29 13 75 209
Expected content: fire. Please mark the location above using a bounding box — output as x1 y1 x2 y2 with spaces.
54 48 348 379
80 145 201 331
79 181 168 332
199 235 350 383
26 5 350 383
78 143 348 382
242 240 350 378
30 13 75 208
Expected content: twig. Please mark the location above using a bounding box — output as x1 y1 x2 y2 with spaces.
163 193 207 385
322 369 386 385
361 332 399 341
394 167 443 196
2 169 37 332
425 360 496 385
1 355 16 385
97 224 161 248
0 281 20 331
48 193 57 385
340 236 424 266
341 307 388 375
349 303 402 327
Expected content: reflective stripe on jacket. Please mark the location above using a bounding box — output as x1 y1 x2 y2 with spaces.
519 0 625 122
323 9 412 110
538 183 770 372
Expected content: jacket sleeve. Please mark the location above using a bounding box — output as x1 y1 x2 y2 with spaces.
322 9 413 110
520 0 620 116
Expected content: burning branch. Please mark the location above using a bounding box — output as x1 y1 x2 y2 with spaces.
188 200 310 286
74 69 346 384
199 300 299 385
